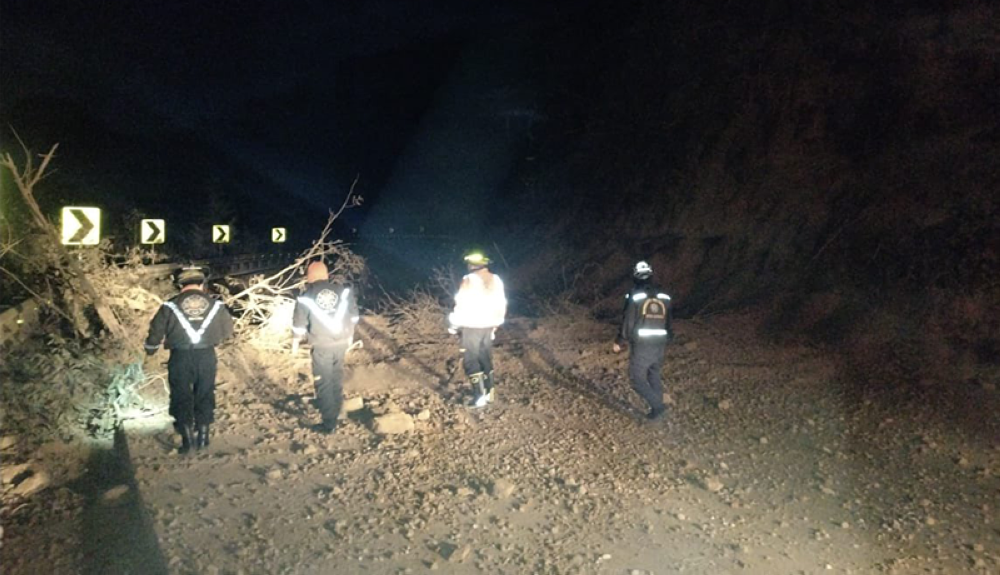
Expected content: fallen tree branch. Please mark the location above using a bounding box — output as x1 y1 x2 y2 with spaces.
1 139 125 339
0 265 76 325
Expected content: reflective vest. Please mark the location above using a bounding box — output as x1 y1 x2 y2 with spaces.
631 291 670 338
163 300 224 345
449 273 506 329
297 288 352 336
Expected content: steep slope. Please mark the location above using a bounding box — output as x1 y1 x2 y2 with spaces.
497 0 1000 386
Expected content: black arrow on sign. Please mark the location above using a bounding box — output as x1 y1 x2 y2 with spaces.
215 226 228 243
145 221 162 243
69 209 95 243
274 229 285 242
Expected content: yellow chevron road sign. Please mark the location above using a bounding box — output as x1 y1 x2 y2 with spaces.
140 219 165 244
61 207 101 245
213 225 230 243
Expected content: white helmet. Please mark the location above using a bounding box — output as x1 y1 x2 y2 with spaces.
633 260 652 280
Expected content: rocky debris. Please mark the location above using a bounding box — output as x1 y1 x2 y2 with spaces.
0 435 18 451
437 542 471 563
341 396 364 413
373 412 414 435
1 463 50 498
15 312 995 575
101 484 131 505
490 478 517 499
699 475 725 493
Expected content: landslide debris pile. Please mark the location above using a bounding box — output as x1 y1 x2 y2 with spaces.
107 312 1000 575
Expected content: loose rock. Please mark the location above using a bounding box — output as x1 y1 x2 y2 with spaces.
374 412 415 435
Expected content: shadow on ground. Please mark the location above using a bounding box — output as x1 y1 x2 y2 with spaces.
502 321 645 422
70 426 168 575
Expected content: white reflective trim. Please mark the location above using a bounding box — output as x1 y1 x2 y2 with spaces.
350 316 360 323
164 300 223 345
637 328 668 337
331 288 350 329
631 292 648 301
298 288 351 336
657 293 671 300
291 327 307 335
143 343 160 350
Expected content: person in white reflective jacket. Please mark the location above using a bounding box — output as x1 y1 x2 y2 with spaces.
613 260 673 421
291 260 360 433
448 252 506 407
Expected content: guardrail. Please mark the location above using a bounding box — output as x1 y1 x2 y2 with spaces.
134 252 299 280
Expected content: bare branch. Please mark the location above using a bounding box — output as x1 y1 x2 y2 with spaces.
0 265 77 325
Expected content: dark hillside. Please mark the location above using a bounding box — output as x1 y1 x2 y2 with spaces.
498 1 1000 385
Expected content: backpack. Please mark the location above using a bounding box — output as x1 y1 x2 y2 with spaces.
634 291 668 338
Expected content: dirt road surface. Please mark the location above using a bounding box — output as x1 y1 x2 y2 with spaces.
3 313 999 574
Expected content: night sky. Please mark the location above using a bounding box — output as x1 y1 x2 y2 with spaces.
2 0 584 254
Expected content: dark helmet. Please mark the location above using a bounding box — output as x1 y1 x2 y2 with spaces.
633 260 652 280
175 265 206 287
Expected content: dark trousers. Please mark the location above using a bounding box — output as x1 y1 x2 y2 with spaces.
311 343 349 426
461 327 494 379
629 342 665 412
167 348 217 428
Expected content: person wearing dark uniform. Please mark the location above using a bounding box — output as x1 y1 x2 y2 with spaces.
145 266 234 453
614 260 673 421
291 260 359 434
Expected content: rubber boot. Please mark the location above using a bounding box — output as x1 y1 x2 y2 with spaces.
178 424 194 455
196 424 211 450
470 372 488 408
486 371 496 403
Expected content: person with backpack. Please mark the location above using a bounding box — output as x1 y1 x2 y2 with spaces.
448 251 507 408
613 260 673 421
291 260 360 434
145 266 234 454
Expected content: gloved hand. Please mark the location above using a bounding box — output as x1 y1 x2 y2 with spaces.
612 342 622 354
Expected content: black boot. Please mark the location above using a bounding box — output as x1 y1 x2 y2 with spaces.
196 424 211 450
646 406 667 422
178 424 194 455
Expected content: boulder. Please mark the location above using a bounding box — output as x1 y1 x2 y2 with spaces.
374 412 415 435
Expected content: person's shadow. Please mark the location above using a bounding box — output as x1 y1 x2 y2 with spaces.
355 319 457 388
502 320 646 422
70 426 169 575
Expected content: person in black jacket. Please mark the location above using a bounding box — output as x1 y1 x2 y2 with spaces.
613 260 673 421
145 266 234 453
291 260 360 434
